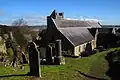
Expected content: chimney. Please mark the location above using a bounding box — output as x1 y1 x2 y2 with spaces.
56 12 64 20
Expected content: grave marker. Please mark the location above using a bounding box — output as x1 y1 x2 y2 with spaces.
54 39 65 65
46 44 53 65
28 42 41 77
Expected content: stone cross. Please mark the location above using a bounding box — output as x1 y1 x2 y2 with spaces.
28 42 41 77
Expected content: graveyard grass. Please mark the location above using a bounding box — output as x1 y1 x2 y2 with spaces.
0 48 119 80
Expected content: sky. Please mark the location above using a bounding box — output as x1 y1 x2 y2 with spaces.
0 0 120 25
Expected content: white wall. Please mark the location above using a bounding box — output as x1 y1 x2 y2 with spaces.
74 43 87 56
74 40 96 56
91 40 96 50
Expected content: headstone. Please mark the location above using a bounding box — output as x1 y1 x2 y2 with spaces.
28 42 41 77
0 36 2 41
21 52 28 64
0 56 4 62
11 49 18 67
39 47 46 59
54 40 65 65
46 45 53 65
52 45 56 64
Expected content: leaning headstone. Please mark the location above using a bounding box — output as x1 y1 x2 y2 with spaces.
46 44 53 65
11 49 18 67
28 42 41 77
54 40 65 65
0 56 4 62
21 52 28 64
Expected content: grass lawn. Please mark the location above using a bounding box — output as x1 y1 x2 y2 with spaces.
0 65 30 80
0 48 119 80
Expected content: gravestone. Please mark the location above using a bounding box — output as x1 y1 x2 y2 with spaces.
39 47 46 59
21 52 28 64
54 40 65 65
46 45 53 65
28 42 41 77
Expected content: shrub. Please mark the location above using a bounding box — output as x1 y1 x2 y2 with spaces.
0 40 4 45
7 47 14 56
81 51 89 57
91 49 98 54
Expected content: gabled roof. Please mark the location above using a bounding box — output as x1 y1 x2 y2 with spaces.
54 19 102 28
57 27 94 46
51 18 95 46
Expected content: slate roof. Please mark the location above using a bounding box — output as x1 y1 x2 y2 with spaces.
54 19 102 28
52 18 96 46
57 27 94 46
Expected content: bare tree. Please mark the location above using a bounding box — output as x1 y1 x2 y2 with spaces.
12 18 27 27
